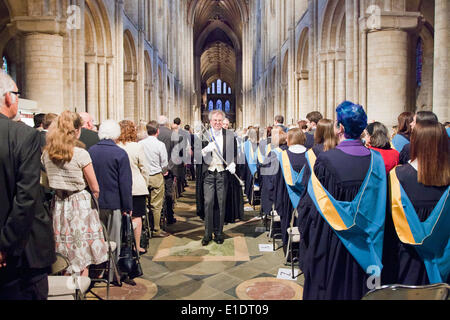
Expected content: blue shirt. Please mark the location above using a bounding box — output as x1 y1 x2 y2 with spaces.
89 139 133 212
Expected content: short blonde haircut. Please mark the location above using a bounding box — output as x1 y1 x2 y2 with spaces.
287 128 306 146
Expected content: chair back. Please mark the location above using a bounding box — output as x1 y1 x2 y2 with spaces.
362 283 450 300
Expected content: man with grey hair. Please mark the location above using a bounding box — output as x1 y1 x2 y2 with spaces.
0 71 55 299
196 110 237 246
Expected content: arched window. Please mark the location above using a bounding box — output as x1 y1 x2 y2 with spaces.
216 99 223 110
416 37 423 88
223 82 227 94
228 87 231 94
208 100 214 111
2 56 8 74
212 83 215 94
217 79 222 94
207 87 211 94
225 100 231 113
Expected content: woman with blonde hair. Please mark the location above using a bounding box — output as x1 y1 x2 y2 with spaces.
42 111 108 276
313 119 338 156
117 120 151 255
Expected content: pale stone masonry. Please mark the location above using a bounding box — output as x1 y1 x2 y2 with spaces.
0 0 448 128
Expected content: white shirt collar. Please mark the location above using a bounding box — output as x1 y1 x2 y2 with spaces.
288 145 307 154
409 159 418 171
212 128 222 137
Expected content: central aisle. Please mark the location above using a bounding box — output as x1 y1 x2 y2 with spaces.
89 181 305 300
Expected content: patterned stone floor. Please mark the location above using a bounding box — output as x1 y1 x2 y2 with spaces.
88 181 304 300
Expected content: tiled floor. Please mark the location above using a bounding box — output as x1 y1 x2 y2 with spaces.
88 181 304 300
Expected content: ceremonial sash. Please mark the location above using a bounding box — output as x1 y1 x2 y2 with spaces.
305 149 387 273
391 134 409 152
277 150 306 208
390 170 450 283
258 143 273 163
244 140 258 176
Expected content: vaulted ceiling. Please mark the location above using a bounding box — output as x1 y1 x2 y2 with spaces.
190 0 248 90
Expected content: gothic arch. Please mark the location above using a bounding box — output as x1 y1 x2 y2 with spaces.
144 51 153 120
123 29 138 122
319 0 346 119
296 27 311 118
84 0 114 123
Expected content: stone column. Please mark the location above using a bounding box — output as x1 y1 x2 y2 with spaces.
23 33 64 114
98 61 107 123
85 61 98 122
433 0 449 121
318 59 327 117
107 61 114 119
362 9 419 126
326 58 335 119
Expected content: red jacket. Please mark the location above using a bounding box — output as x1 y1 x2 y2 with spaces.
369 146 399 174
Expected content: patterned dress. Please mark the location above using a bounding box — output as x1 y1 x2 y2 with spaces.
42 147 108 273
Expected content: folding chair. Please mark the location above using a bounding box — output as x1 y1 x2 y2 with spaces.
362 283 450 300
47 253 91 300
88 221 122 300
268 204 282 251
251 172 261 211
284 208 302 279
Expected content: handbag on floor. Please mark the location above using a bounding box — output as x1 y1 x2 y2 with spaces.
118 214 143 280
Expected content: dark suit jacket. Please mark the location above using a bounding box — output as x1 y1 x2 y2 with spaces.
79 128 100 151
88 139 133 212
158 126 176 171
0 114 55 269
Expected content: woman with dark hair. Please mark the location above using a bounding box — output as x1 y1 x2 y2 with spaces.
387 121 450 285
298 101 387 300
365 122 399 174
399 111 440 164
391 111 414 152
117 120 151 255
312 119 338 157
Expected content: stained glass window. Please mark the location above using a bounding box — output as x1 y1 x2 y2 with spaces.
208 100 214 111
228 87 231 94
225 100 231 113
2 56 8 74
416 37 423 88
207 87 211 94
217 79 222 94
212 83 215 94
223 82 227 94
216 99 223 110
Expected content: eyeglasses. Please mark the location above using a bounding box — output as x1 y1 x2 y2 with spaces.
3 91 20 98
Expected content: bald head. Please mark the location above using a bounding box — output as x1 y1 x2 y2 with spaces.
79 112 94 130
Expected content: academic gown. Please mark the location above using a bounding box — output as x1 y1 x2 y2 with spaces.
312 143 324 157
273 149 308 246
297 141 373 300
225 135 245 223
243 142 260 204
387 164 449 285
263 144 289 214
258 138 273 215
